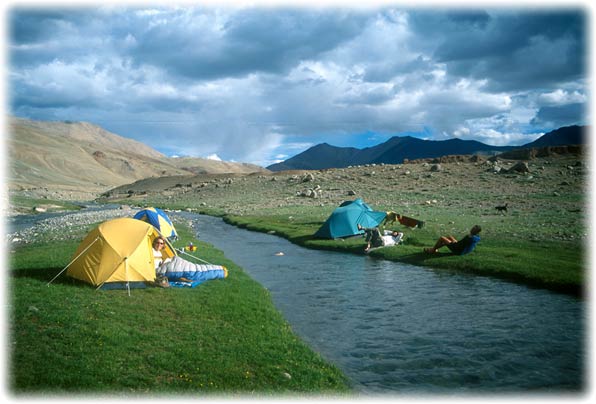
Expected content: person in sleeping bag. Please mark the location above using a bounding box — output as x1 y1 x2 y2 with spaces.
152 236 172 275
159 256 228 287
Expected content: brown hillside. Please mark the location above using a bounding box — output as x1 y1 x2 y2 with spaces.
6 117 268 200
171 156 269 175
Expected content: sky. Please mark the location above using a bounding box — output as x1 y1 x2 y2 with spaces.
5 1 590 167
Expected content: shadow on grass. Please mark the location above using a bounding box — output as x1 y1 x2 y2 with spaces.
11 267 83 287
12 268 165 292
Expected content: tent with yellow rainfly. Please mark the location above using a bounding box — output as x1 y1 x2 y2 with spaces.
58 217 176 290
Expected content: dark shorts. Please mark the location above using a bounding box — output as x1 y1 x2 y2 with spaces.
446 240 466 255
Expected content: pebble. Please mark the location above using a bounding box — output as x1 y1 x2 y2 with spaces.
6 208 133 245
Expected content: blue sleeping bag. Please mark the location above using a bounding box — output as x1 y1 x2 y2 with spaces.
160 256 227 288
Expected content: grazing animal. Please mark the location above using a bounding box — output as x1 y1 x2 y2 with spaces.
384 211 400 225
495 203 508 213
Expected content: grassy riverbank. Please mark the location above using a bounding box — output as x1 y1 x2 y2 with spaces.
8 223 351 395
97 155 586 297
221 212 584 297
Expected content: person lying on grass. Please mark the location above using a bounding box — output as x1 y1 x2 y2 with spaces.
358 224 403 252
424 225 481 255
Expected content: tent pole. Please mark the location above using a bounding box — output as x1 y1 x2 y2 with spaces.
158 228 213 264
47 236 100 286
95 256 127 292
125 257 131 297
177 249 213 265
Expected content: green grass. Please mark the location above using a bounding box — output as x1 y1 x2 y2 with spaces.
9 224 351 395
10 195 83 213
222 212 584 297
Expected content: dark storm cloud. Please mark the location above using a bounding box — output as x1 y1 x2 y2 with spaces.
409 9 586 91
531 103 585 128
130 8 369 80
9 9 102 66
9 9 76 43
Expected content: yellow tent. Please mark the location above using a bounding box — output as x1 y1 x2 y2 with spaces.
64 217 176 289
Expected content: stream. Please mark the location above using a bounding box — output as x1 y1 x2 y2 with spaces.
175 213 584 394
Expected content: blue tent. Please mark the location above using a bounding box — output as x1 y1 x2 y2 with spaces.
315 199 387 239
133 207 178 239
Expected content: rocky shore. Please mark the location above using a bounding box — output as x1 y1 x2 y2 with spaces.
6 207 135 246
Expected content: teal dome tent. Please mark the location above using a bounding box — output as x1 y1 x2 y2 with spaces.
315 199 387 239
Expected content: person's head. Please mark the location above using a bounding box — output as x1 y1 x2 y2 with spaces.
392 231 399 237
470 225 482 235
153 236 166 250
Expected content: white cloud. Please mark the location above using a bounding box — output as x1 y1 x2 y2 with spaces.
206 153 222 161
452 122 544 146
472 129 544 146
538 89 587 106
8 7 588 165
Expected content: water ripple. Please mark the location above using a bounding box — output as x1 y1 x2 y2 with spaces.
183 213 584 394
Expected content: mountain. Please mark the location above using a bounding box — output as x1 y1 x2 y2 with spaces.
267 135 510 171
268 143 361 171
267 125 587 171
7 116 268 198
522 125 586 148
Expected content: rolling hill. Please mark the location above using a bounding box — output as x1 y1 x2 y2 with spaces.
6 116 268 199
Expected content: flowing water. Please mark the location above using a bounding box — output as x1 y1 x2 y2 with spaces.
8 209 585 394
178 213 584 394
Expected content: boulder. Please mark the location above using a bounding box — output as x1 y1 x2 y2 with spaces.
508 161 530 173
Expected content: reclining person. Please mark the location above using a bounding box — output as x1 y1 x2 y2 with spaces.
160 255 228 285
424 225 481 255
152 236 226 287
358 224 403 252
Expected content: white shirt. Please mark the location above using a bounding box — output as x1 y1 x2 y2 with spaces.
381 230 403 246
153 248 163 270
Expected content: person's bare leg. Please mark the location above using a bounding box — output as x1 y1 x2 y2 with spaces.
425 236 456 253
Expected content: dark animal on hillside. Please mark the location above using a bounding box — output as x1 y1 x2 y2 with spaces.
495 203 508 213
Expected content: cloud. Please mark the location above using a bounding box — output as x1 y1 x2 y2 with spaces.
454 127 543 146
7 6 589 166
206 153 222 161
126 7 368 81
531 103 585 128
415 10 586 92
538 89 587 106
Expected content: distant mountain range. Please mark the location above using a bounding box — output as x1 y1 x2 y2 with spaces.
267 125 587 171
7 114 587 201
